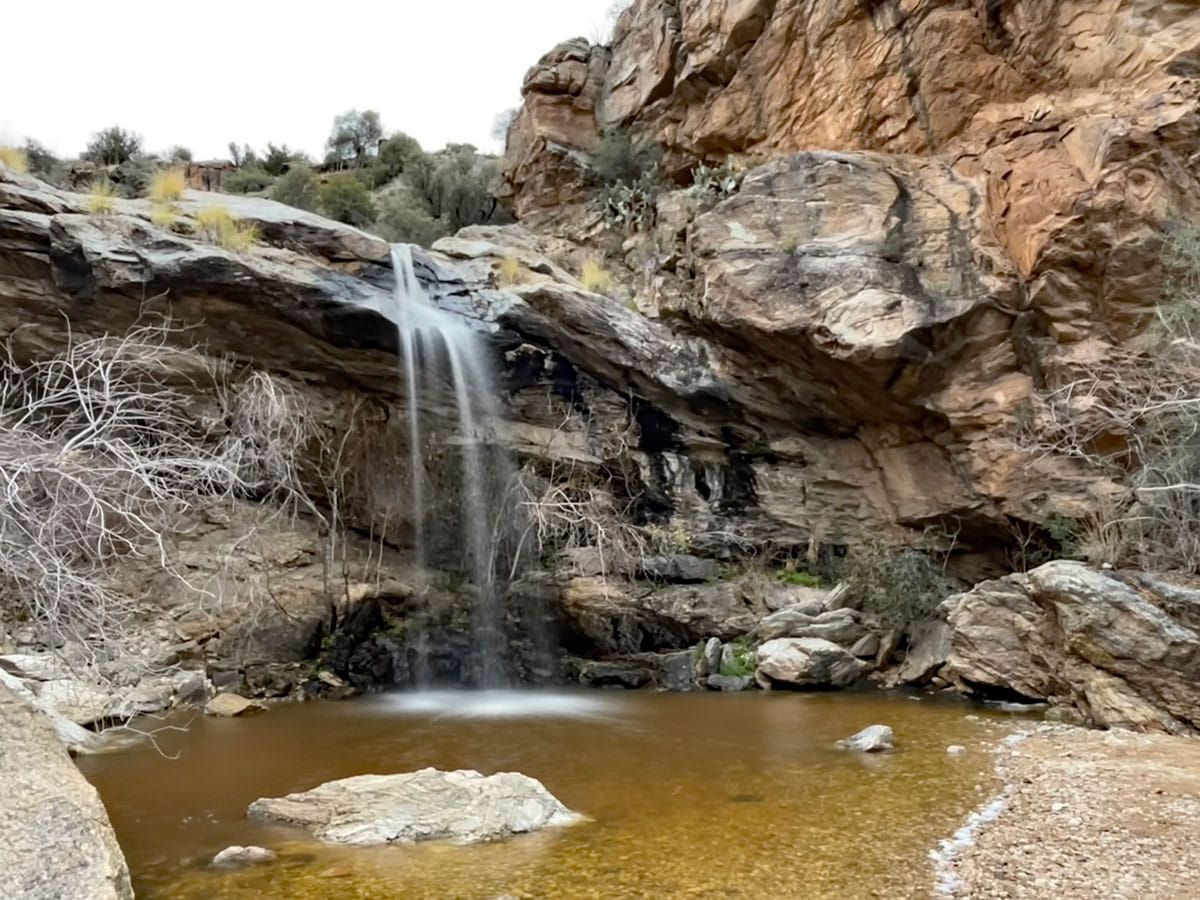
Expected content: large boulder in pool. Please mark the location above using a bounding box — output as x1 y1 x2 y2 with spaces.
754 637 866 689
248 767 581 846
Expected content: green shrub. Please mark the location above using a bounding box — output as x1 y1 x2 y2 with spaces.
83 126 143 166
406 145 511 232
224 167 275 195
590 127 659 185
261 142 302 177
319 174 376 227
271 165 320 212
775 569 820 587
718 638 756 678
595 174 658 231
688 159 743 202
22 140 61 181
373 190 447 246
166 145 193 163
823 539 957 627
377 132 425 181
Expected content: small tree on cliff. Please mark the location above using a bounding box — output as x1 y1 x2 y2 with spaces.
326 110 384 168
83 126 143 166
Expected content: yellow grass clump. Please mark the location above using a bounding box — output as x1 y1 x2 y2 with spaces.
86 181 117 216
581 259 615 295
192 206 260 252
497 255 523 286
149 203 179 229
148 168 187 203
0 146 28 173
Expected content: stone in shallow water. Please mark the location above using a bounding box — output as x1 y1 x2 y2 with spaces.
248 768 582 846
205 693 266 717
212 846 276 867
837 725 894 752
707 674 754 692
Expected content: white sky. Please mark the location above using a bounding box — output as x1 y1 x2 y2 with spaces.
0 0 619 160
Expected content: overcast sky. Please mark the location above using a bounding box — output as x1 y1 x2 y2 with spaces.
1 0 621 161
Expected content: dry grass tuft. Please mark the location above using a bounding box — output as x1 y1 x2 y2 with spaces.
0 146 28 173
148 168 187 203
149 203 179 229
192 206 260 253
497 254 523 286
581 259 615 295
86 180 118 216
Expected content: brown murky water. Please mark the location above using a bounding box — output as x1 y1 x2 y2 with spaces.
79 689 1010 899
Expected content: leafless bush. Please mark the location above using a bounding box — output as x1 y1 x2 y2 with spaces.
1018 222 1200 571
0 319 323 666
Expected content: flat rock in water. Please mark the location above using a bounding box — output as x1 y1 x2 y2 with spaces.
707 674 754 692
838 725 894 752
212 845 276 867
248 767 582 846
205 693 265 717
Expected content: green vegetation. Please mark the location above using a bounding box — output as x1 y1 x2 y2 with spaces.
224 167 275 195
688 159 744 202
589 127 663 232
325 109 384 168
83 126 143 166
318 174 376 227
591 127 659 186
21 140 61 182
718 638 756 678
271 165 320 212
775 569 820 587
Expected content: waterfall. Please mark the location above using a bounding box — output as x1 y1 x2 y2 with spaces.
391 244 507 686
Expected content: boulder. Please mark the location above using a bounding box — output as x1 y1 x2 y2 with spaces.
941 561 1200 733
849 633 880 660
0 683 132 899
248 768 581 846
700 637 723 676
205 693 266 717
837 725 894 753
575 660 654 689
754 638 866 689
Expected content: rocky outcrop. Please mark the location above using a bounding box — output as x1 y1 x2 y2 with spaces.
248 767 581 845
0 683 133 899
937 561 1200 733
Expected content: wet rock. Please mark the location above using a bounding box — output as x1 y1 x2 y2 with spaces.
837 725 894 752
652 650 696 692
248 768 581 846
754 638 866 690
0 682 132 898
212 846 276 867
707 674 754 692
947 745 966 756
205 693 266 717
575 660 654 689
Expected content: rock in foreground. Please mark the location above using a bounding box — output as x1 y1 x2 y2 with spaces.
0 683 132 899
837 725 894 753
754 638 866 689
248 767 581 846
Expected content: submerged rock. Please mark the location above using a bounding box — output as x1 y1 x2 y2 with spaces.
248 768 581 846
205 693 266 717
754 638 866 690
707 674 754 692
0 682 133 899
212 846 276 867
837 725 895 752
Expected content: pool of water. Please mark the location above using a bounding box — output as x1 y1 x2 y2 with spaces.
78 688 1011 898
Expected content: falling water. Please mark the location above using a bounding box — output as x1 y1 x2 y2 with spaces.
391 244 507 686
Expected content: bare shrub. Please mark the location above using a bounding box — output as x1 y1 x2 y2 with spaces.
0 319 323 667
1018 222 1200 571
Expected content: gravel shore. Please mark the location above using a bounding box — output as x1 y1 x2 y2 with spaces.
940 724 1200 899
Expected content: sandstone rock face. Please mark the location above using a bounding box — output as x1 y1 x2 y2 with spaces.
754 637 866 689
0 683 133 899
248 768 581 846
940 561 1200 733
